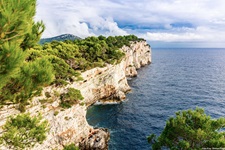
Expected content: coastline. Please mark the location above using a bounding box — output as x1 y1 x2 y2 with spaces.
0 41 151 150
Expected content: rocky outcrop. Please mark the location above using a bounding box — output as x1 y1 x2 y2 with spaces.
0 41 151 150
72 60 130 105
79 128 110 150
122 41 151 77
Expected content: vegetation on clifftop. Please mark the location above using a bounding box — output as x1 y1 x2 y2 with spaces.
60 88 84 108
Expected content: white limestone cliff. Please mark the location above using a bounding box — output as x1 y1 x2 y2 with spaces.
123 41 151 77
0 41 151 150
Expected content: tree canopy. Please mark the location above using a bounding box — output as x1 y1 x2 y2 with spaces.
0 0 54 109
0 0 45 88
0 113 49 149
148 108 225 150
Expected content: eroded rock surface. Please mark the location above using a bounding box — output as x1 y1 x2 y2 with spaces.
79 128 110 150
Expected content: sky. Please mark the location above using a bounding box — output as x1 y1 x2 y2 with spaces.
36 0 225 48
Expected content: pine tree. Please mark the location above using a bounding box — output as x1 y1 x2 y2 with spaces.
148 108 225 150
0 113 49 149
0 0 54 106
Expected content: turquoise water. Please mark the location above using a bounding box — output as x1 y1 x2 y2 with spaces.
86 48 225 150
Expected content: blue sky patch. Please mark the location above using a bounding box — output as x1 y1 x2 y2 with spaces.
170 22 195 28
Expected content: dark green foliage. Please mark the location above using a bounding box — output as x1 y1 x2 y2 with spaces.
54 111 59 116
47 56 80 85
45 92 51 98
43 41 81 60
0 0 44 48
148 108 225 150
19 58 54 92
0 42 26 89
0 0 45 89
0 113 49 149
21 21 45 49
0 58 54 105
60 88 84 108
27 43 82 85
0 0 54 107
63 143 79 150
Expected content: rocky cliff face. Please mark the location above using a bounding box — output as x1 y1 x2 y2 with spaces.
0 41 151 150
123 41 151 77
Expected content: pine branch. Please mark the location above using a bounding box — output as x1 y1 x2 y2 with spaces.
2 33 24 42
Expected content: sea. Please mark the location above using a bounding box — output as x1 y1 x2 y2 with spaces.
86 48 225 150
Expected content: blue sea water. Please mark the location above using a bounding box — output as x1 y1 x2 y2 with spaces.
86 48 225 150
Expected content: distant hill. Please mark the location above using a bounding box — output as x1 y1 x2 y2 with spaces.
39 34 81 44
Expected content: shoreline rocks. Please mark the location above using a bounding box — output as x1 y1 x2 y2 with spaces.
79 128 110 150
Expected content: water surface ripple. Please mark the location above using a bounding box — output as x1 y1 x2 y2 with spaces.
87 48 225 150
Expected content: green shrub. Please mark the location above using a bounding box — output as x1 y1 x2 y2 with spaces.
80 102 85 106
54 79 69 86
63 143 79 150
53 90 60 97
60 88 84 108
148 107 225 150
54 111 59 116
18 103 27 113
39 98 54 105
0 57 54 106
60 101 73 109
0 113 49 149
45 92 51 98
64 116 70 120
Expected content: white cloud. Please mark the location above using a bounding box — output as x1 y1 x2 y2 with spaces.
140 26 225 43
144 32 203 42
36 0 225 47
89 17 128 36
36 0 127 38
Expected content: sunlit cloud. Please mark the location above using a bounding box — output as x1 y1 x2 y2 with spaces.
36 0 225 47
36 0 127 38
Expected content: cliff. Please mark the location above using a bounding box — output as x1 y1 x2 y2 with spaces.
0 41 151 150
